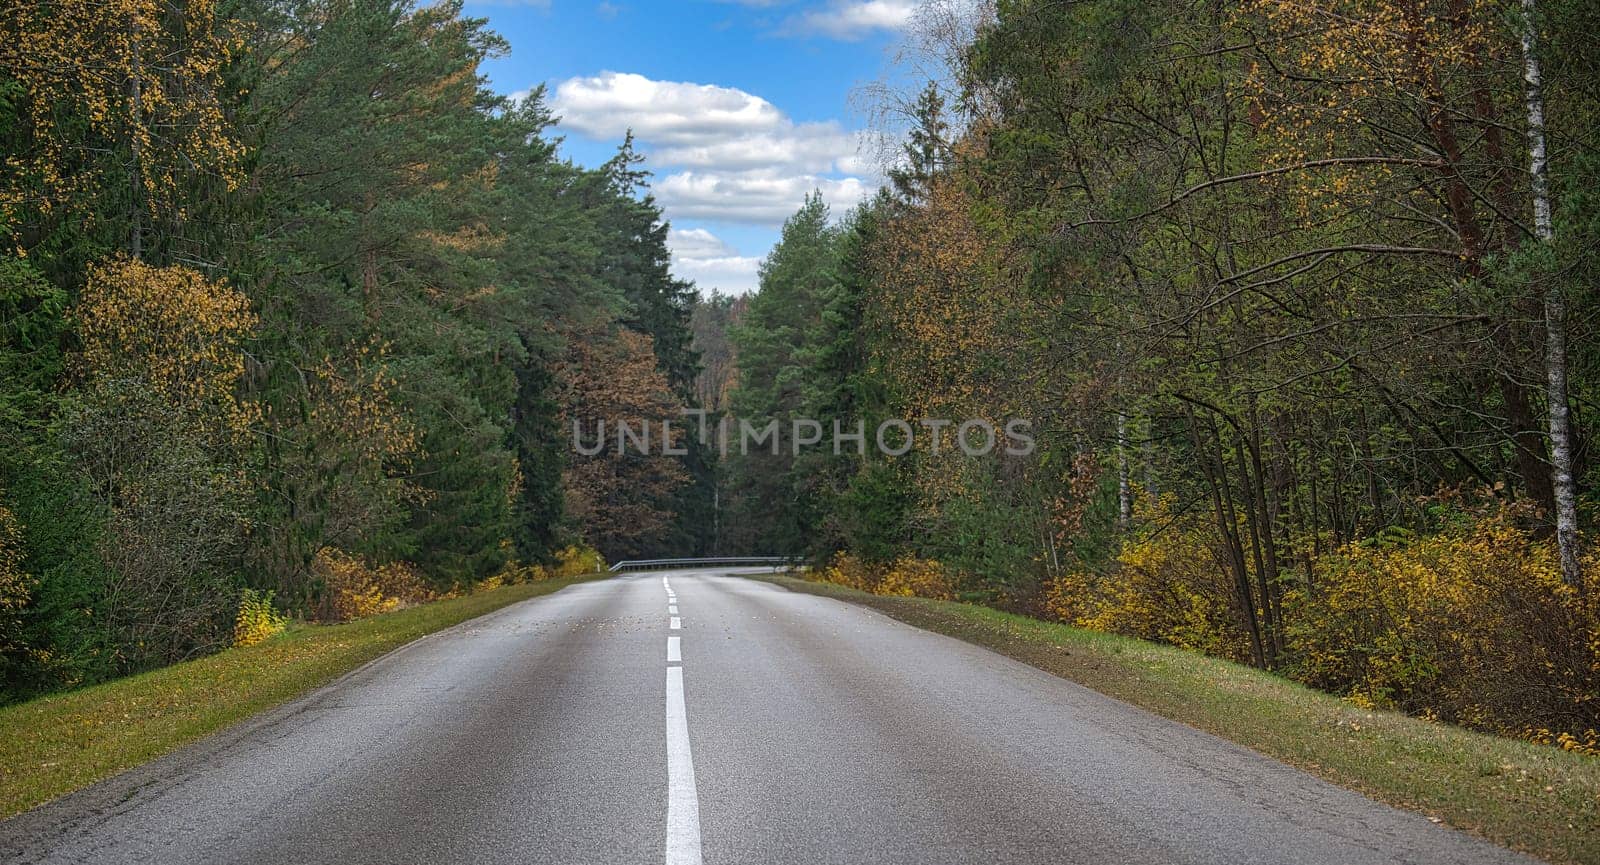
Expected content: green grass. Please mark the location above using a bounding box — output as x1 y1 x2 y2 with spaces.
758 574 1600 865
0 573 602 818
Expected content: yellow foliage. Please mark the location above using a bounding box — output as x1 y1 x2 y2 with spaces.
75 257 258 437
513 564 549 583
1523 727 1600 758
550 545 606 579
232 589 286 647
818 552 957 601
1285 511 1600 741
1237 0 1507 226
313 549 432 623
1045 499 1600 747
476 574 505 592
490 545 606 585
820 552 879 592
867 172 1039 455
1045 509 1254 664
0 0 242 237
0 496 34 658
876 556 958 600
300 347 420 472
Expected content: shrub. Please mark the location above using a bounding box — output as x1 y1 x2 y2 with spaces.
817 551 957 600
312 548 432 622
232 589 287 647
1045 499 1600 744
550 544 605 578
819 552 880 592
1284 509 1599 741
1044 497 1254 664
877 555 958 600
491 544 605 584
61 380 246 673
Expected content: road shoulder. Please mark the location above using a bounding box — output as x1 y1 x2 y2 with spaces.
750 574 1600 865
0 573 604 819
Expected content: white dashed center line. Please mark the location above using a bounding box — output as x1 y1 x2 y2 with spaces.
664 665 701 865
662 574 702 865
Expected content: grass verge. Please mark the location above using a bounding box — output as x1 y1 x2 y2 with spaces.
0 573 602 818
757 574 1600 865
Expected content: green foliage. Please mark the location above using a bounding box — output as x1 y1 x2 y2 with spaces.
0 259 65 427
833 462 910 565
0 0 706 703
716 0 1598 752
60 379 247 674
722 193 846 555
0 440 113 700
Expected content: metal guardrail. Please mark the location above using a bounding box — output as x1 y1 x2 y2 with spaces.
607 556 798 573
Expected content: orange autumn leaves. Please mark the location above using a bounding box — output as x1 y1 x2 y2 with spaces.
556 327 690 557
870 175 1008 423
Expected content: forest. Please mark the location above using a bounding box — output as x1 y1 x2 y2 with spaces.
709 0 1600 752
1 0 1598 760
0 0 714 702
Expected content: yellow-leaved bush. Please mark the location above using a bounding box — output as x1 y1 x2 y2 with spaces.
1284 511 1599 742
819 553 957 601
232 589 287 647
496 544 607 583
1045 495 1255 664
1043 497 1599 747
312 548 432 623
550 545 606 578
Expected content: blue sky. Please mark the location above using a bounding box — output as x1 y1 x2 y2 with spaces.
464 0 918 295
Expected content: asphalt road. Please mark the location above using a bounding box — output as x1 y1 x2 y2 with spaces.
0 570 1537 865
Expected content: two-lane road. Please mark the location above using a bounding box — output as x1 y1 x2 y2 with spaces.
0 571 1535 864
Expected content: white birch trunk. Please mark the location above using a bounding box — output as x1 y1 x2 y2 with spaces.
1521 0 1582 589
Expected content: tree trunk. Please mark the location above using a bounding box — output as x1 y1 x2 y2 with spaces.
1186 406 1266 669
1521 0 1583 590
128 18 145 259
1116 407 1131 529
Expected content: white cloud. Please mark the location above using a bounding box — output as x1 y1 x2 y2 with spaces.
552 72 865 175
668 227 738 259
784 0 915 40
552 72 783 145
550 71 879 228
653 125 869 173
658 171 870 224
668 228 762 295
